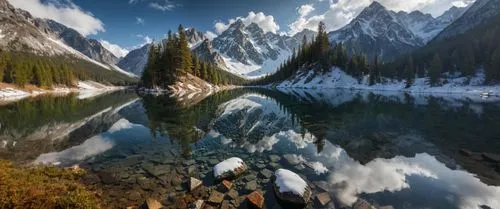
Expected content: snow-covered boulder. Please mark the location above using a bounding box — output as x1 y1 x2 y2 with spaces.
272 169 312 204
213 157 247 181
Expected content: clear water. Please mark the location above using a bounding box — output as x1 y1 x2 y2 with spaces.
0 89 499 209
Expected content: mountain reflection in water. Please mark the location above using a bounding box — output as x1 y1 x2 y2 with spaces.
0 89 499 209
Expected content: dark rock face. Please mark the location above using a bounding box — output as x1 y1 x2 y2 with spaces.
117 43 151 76
192 40 227 68
433 0 500 41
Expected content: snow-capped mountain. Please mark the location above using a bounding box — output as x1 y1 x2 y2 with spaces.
117 43 151 76
0 0 135 78
328 2 467 60
186 28 206 48
192 39 227 68
433 0 500 42
210 20 301 78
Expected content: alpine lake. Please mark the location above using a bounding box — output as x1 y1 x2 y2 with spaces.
0 88 499 209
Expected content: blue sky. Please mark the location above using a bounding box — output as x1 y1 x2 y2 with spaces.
9 0 473 57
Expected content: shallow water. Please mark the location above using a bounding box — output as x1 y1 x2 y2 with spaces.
0 89 499 209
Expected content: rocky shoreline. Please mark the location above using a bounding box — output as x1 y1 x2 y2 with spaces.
79 145 395 209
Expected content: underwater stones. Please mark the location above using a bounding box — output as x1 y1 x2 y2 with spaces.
213 157 248 181
273 169 312 205
141 163 171 178
190 177 203 191
259 169 273 179
220 200 233 209
482 153 500 163
245 180 258 191
244 173 257 182
98 171 118 184
269 155 281 162
246 191 264 209
127 191 142 201
315 192 331 206
140 198 163 209
208 159 219 166
378 206 395 209
184 159 196 166
283 154 305 165
207 190 225 204
255 163 266 169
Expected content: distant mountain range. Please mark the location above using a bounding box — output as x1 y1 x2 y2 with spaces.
0 0 136 79
1 0 485 82
328 1 467 61
119 1 470 78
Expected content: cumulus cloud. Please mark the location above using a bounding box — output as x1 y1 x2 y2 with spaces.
99 40 129 58
7 0 105 36
214 11 280 34
204 31 217 40
288 0 474 34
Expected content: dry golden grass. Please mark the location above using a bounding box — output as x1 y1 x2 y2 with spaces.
0 160 101 209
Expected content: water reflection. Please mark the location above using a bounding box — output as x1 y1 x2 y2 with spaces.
0 88 499 209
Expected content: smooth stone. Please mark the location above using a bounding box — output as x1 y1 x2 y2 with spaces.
246 191 264 209
245 180 258 191
269 162 281 168
379 206 395 209
273 169 312 205
190 177 203 191
269 155 281 162
259 169 273 179
140 198 163 209
315 192 331 206
255 163 266 169
127 191 142 201
142 164 171 177
207 190 224 204
244 174 257 182
208 159 219 165
459 148 473 156
214 158 248 181
98 172 118 184
188 200 204 209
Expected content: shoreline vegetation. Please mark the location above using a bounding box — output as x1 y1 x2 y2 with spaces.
0 160 102 209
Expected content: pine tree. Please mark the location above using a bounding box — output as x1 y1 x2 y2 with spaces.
177 25 193 74
486 47 500 83
429 54 442 86
404 56 415 88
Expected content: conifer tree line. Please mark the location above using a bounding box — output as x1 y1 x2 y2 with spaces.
252 22 383 85
0 50 75 87
140 25 246 89
255 15 500 87
0 50 137 88
385 14 500 86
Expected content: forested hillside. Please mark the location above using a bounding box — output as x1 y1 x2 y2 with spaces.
140 25 246 89
0 50 137 87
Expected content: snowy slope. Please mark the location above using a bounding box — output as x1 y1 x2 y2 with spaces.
278 66 500 95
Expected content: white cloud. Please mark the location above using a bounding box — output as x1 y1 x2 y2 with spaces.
204 31 217 40
99 40 129 58
7 0 105 36
288 0 475 34
214 11 280 34
149 0 176 12
130 34 153 49
136 17 145 25
298 4 315 17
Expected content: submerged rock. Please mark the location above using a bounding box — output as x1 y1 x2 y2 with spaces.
353 199 375 209
213 157 247 181
188 200 204 209
207 190 225 204
190 177 202 191
272 169 312 205
315 192 331 206
269 155 281 162
246 191 264 209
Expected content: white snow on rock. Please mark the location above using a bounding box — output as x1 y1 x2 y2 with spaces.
213 157 245 177
0 87 30 99
108 119 133 133
274 169 308 196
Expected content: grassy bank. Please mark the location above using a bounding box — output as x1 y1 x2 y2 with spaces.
0 160 101 209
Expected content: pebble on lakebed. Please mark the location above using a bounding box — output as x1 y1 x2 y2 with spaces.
213 157 248 181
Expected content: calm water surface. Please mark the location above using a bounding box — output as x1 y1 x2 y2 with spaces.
0 89 499 209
